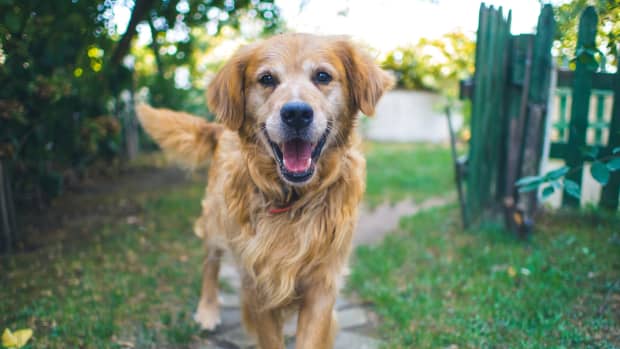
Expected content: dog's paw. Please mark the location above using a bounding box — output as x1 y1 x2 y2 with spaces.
193 302 221 331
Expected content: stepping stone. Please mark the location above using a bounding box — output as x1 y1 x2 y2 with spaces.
337 307 368 329
220 264 242 288
219 308 242 329
220 292 241 308
335 297 352 310
286 331 381 349
216 326 255 348
190 339 227 349
283 314 298 337
334 331 380 349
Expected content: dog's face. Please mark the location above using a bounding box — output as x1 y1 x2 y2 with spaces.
207 33 393 186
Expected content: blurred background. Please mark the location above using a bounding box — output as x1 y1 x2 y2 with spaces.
1 0 619 348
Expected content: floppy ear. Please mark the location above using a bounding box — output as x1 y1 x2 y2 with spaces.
337 40 395 116
206 44 254 131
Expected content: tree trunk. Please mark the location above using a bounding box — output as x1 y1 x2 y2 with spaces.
111 0 157 65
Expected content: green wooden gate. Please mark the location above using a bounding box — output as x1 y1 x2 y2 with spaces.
548 7 620 210
461 4 555 232
460 4 619 232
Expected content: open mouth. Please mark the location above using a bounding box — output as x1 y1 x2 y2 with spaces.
264 127 330 184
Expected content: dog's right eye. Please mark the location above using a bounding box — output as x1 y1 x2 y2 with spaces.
258 73 276 86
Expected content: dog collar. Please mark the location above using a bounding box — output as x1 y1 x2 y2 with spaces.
268 189 299 215
268 205 293 214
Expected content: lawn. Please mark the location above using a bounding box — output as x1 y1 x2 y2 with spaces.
4 142 617 348
1 142 450 348
1 182 208 348
350 205 620 348
363 142 454 205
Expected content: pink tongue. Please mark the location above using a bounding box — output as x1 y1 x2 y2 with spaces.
282 139 313 173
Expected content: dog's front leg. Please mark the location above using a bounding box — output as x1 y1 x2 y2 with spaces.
295 284 337 349
240 286 285 349
193 247 222 330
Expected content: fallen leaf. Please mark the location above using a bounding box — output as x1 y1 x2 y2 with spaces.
2 328 33 349
507 266 517 277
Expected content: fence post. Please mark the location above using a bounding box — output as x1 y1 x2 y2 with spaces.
563 6 598 207
518 4 555 216
466 5 512 222
600 59 620 210
121 89 140 160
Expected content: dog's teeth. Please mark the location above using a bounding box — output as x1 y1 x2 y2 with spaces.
305 158 311 168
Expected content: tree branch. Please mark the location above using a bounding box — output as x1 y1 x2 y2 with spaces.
110 0 156 65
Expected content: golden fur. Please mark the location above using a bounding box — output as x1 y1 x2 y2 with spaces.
136 33 393 349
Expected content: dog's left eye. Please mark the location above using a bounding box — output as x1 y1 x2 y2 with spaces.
259 73 276 86
315 71 332 84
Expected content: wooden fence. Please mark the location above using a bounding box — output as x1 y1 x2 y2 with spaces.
461 4 555 232
460 4 619 232
548 7 620 210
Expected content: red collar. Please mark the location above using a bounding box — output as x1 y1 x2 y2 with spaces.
268 205 293 214
268 190 299 215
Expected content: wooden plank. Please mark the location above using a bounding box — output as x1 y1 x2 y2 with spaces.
594 93 605 144
600 59 620 210
503 35 533 206
556 70 615 89
550 143 605 160
446 106 469 228
518 4 555 216
466 4 512 222
563 6 598 207
467 4 491 220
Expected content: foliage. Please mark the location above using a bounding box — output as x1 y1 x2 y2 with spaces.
381 31 475 96
0 0 280 208
350 205 620 348
551 0 620 69
515 149 620 201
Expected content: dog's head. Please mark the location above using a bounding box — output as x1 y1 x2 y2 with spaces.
207 33 394 186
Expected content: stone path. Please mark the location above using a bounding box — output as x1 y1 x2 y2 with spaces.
194 196 451 349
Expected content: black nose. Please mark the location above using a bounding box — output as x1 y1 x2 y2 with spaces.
280 102 313 130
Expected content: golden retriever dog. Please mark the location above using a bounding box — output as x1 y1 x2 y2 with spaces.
136 33 393 349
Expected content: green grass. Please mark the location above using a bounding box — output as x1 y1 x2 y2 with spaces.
349 205 620 348
0 142 448 347
7 143 615 348
364 142 454 205
0 183 208 348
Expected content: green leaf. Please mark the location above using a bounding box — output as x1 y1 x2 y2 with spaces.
4 13 21 33
515 176 543 187
607 157 620 171
544 166 570 180
541 185 555 200
564 179 581 199
519 182 542 193
581 147 599 160
591 161 610 185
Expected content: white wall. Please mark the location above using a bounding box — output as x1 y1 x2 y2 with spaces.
363 90 463 143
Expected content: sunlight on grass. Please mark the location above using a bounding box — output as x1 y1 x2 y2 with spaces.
363 142 454 206
349 205 620 348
